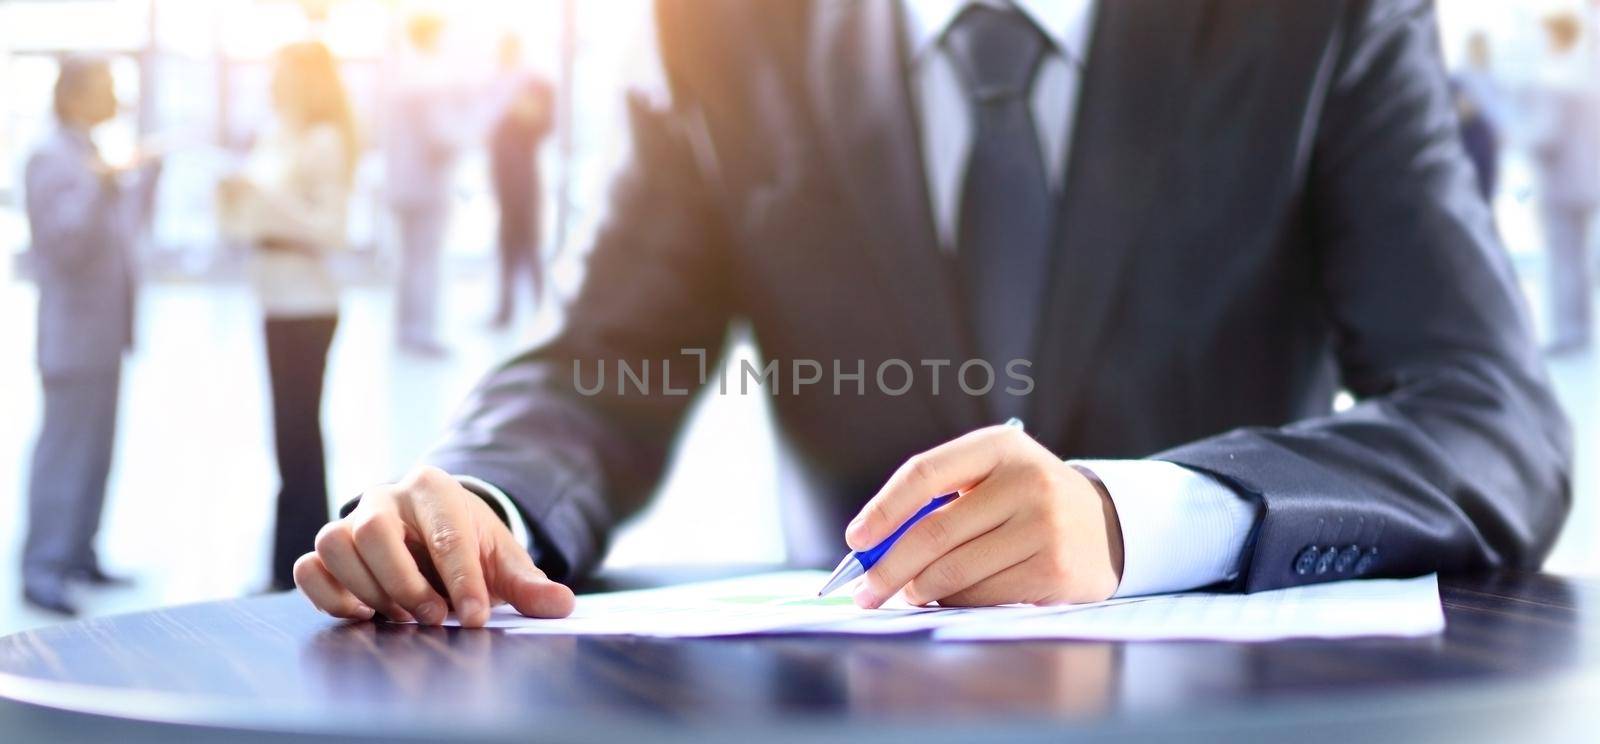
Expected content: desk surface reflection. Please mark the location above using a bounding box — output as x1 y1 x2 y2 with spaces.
0 569 1597 743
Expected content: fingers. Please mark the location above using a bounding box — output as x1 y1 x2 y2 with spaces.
938 552 1061 607
846 425 1023 550
293 552 375 621
350 505 450 626
901 519 1038 607
300 466 572 628
406 477 492 627
314 522 413 623
856 483 1014 608
486 529 576 619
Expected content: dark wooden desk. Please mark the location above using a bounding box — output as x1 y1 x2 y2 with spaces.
1 569 1598 743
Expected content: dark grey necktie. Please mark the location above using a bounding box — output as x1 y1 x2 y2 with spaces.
946 5 1053 420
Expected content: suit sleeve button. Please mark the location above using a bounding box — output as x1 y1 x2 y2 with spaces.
1294 546 1320 575
1335 545 1360 573
1314 548 1337 575
1355 547 1379 574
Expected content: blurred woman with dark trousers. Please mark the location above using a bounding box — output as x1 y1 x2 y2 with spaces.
220 42 358 590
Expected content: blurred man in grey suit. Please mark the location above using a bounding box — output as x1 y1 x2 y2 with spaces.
22 57 162 615
385 13 461 356
1532 11 1600 353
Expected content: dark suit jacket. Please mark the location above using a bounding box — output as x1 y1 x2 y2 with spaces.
428 0 1572 591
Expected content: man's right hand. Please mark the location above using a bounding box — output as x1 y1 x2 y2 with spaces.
294 466 576 627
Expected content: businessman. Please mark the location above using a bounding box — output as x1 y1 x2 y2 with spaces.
487 38 555 328
386 13 463 356
1452 32 1501 202
23 56 162 615
1530 11 1600 354
296 0 1571 626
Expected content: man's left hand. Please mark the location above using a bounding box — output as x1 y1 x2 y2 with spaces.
846 424 1124 608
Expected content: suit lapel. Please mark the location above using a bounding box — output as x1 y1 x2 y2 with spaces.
808 0 985 434
1031 0 1208 449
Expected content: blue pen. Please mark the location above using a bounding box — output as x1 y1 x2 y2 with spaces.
817 417 1024 597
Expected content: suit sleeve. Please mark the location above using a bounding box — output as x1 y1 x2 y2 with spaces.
24 148 116 274
1158 0 1572 591
424 84 737 582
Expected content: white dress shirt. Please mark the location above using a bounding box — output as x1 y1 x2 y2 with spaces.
903 0 1259 598
462 0 1261 600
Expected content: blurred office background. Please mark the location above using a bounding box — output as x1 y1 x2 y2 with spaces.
0 0 1596 633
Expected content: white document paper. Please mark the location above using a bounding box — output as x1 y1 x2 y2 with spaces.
427 570 905 633
933 573 1445 642
431 570 1443 642
498 570 1054 637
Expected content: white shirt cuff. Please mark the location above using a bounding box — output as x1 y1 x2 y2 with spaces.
454 475 534 552
1069 459 1259 598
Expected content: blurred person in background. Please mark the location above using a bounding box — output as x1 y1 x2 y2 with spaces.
487 36 555 328
22 56 162 615
218 42 357 591
385 13 461 356
1453 32 1502 202
1530 11 1600 355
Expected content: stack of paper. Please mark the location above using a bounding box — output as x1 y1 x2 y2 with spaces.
934 574 1446 641
427 570 1443 642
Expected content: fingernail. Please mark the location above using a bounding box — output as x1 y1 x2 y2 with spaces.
416 602 442 625
853 586 877 609
354 604 375 620
459 598 485 624
385 609 414 624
